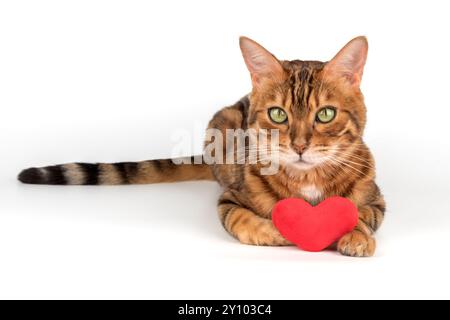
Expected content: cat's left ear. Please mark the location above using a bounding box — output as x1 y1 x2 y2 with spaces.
323 36 368 87
239 36 284 88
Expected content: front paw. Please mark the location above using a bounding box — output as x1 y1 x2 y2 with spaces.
337 230 376 257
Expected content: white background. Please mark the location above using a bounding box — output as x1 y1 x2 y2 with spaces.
1 0 450 299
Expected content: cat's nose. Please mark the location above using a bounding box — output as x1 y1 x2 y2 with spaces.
292 143 308 155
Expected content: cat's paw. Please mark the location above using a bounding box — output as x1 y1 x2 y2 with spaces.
337 230 376 257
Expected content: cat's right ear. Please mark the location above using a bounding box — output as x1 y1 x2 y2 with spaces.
323 36 368 87
239 37 284 88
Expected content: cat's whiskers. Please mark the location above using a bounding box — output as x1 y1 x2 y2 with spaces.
331 151 374 168
324 155 368 176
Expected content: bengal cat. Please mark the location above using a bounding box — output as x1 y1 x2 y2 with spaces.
19 36 385 257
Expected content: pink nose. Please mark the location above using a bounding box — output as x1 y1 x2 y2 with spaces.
292 143 307 154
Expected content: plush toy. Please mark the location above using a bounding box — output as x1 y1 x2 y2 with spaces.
272 197 358 252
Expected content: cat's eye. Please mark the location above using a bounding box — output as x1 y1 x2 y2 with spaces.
268 107 288 124
316 107 336 123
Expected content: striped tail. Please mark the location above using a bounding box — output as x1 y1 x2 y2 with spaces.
18 156 214 185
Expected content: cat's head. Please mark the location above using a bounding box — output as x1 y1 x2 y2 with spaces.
240 36 368 172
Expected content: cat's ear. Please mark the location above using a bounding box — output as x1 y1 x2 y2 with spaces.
239 36 284 87
323 36 368 87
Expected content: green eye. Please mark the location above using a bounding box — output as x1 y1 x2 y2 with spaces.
316 107 336 123
268 107 288 124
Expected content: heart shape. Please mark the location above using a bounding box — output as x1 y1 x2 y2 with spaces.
272 197 359 252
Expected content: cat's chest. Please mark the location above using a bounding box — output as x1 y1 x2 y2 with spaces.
298 184 323 205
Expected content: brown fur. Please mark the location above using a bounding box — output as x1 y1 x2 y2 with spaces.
211 37 385 257
18 37 384 257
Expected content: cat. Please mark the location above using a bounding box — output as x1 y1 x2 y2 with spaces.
18 36 385 257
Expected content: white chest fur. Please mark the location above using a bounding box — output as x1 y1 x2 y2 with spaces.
300 185 323 204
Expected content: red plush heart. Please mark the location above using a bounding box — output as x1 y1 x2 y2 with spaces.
272 197 359 252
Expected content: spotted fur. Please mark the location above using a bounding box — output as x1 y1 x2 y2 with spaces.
18 36 385 257
211 36 385 257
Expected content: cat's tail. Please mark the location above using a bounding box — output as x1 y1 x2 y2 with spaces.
18 156 215 185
